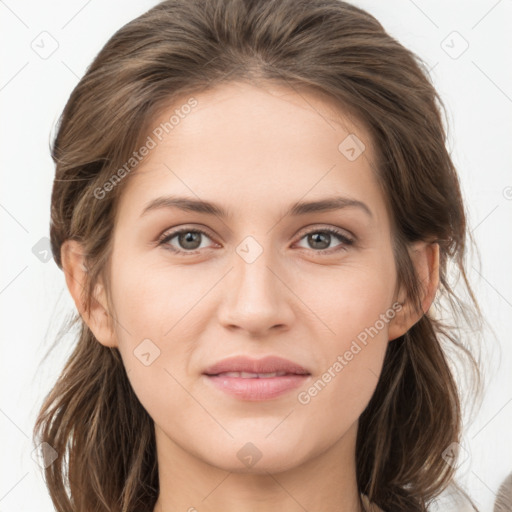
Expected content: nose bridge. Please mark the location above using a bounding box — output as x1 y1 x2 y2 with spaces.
217 235 293 333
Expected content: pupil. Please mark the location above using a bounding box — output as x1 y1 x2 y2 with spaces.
309 232 329 250
180 231 201 250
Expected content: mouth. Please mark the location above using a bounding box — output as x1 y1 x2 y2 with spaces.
207 371 297 378
203 356 311 401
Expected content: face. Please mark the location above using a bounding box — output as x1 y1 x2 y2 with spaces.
101 81 401 473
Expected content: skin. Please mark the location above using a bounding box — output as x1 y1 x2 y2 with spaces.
62 81 439 512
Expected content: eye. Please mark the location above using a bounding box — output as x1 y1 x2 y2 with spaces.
295 227 354 253
158 226 354 256
158 227 216 254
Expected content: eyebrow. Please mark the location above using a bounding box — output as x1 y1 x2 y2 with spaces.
140 195 373 219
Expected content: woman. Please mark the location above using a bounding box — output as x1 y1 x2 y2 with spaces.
33 0 483 510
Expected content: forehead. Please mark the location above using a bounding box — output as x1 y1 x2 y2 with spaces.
115 81 384 222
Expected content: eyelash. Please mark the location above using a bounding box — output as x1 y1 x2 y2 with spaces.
157 226 354 255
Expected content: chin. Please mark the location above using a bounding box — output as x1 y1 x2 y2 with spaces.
198 436 309 475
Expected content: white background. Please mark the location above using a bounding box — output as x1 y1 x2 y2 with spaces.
0 1 511 511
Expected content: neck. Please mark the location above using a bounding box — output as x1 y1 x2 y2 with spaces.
153 421 363 512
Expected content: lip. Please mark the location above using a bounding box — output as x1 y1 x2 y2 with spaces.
203 355 311 401
203 355 310 376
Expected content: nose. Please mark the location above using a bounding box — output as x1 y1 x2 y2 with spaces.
217 244 295 337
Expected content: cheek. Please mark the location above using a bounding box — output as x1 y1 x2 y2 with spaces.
294 257 397 344
299 294 392 436
293 255 395 408
110 256 215 339
107 259 214 412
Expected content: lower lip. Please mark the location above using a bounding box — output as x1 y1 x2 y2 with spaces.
204 374 310 401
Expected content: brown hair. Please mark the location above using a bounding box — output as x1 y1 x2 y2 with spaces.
33 0 484 510
494 472 512 512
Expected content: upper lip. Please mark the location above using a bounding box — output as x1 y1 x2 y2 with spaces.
203 356 310 376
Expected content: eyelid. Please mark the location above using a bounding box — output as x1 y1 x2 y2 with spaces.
157 224 215 244
296 224 355 243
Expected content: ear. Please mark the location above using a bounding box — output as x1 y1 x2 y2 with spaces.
388 241 440 341
61 240 118 348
